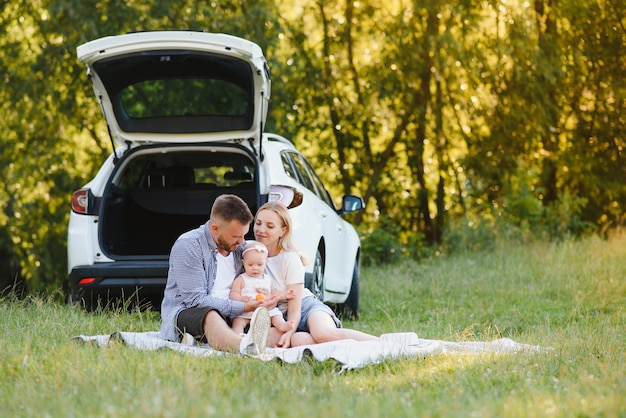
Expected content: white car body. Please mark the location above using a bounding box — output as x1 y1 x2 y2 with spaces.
68 31 363 315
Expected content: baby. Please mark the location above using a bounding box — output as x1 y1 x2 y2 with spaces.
230 241 295 335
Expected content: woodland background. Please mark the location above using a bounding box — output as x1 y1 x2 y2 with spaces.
0 0 624 293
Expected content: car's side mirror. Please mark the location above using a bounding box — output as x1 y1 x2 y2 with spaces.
341 195 365 214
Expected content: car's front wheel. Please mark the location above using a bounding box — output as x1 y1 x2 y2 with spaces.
344 261 360 319
333 260 360 320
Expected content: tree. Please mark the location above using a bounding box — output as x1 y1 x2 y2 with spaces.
0 0 623 293
0 0 282 292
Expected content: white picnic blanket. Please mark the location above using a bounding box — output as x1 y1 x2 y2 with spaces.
73 331 546 372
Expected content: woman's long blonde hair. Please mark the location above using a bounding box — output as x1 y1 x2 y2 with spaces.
255 201 310 265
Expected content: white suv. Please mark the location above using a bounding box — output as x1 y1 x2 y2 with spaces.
68 31 364 316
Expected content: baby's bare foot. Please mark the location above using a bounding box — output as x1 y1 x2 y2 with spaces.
277 320 296 333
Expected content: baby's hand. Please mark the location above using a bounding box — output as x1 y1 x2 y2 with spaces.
261 293 280 310
255 287 271 298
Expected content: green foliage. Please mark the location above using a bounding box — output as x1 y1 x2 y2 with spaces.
1 234 625 417
0 0 283 292
359 216 432 266
359 217 405 266
499 160 596 240
0 0 624 293
441 192 595 257
542 191 596 239
361 183 595 263
441 215 501 255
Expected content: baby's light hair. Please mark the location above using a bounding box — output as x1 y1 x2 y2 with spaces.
242 240 268 258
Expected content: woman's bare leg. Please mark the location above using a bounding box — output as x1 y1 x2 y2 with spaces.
307 311 378 343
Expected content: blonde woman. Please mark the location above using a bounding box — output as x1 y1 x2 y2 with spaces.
253 201 378 348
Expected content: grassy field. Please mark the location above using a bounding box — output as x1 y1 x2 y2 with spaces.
1 234 624 417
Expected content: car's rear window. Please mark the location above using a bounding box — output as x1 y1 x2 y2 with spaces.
94 51 254 133
121 78 249 119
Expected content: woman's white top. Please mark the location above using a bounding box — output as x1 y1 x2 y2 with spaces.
265 250 313 314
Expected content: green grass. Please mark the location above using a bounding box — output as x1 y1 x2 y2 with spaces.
1 234 625 417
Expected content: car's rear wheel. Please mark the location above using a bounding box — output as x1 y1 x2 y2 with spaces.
309 249 324 301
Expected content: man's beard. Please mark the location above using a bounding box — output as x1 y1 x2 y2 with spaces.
216 237 238 253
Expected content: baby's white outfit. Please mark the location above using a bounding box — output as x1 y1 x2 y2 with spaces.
236 272 282 319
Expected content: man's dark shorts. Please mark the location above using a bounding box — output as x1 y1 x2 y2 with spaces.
176 307 231 342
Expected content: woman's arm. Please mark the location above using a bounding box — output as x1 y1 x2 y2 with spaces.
276 283 302 348
272 287 296 300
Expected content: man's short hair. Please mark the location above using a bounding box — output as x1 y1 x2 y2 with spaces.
210 194 254 226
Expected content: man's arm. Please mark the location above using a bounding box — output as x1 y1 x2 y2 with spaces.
170 237 245 317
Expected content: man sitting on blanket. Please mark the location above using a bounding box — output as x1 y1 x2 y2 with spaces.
159 194 281 357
